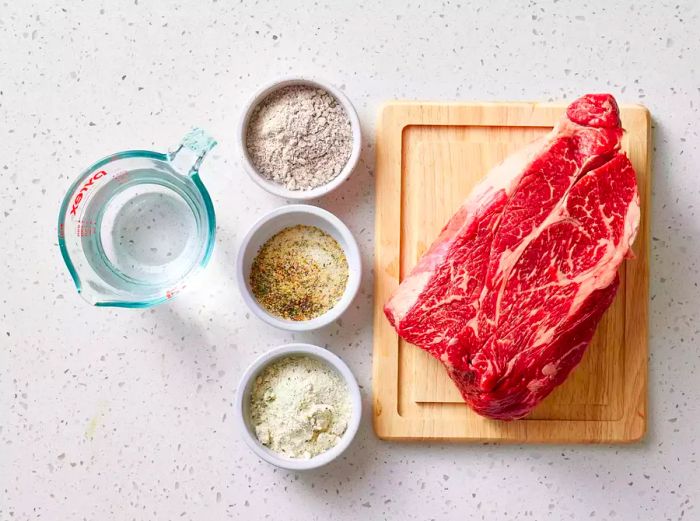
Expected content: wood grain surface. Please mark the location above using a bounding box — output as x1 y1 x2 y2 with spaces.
372 101 650 442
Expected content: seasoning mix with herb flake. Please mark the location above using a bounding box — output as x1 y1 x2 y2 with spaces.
250 225 349 321
250 355 351 459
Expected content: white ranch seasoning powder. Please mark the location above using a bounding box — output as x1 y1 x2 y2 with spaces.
245 85 353 191
250 355 352 459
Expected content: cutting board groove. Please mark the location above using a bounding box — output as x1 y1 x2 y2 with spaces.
372 101 650 442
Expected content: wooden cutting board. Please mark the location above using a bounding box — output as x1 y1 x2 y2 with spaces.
372 100 650 443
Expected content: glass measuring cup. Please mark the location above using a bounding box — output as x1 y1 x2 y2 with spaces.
58 128 217 307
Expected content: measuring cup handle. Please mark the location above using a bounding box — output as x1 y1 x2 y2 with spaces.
169 128 218 177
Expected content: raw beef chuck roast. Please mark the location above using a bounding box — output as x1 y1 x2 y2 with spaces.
384 94 640 420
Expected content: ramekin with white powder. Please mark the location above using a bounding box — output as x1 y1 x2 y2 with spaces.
250 355 351 459
235 343 362 470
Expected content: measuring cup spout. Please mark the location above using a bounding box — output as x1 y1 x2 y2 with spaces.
169 128 218 177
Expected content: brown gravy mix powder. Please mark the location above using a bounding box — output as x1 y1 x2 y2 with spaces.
246 85 353 191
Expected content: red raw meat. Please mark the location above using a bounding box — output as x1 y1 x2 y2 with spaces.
384 94 640 420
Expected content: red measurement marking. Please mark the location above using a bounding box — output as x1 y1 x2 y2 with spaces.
70 170 107 216
75 220 96 237
59 223 65 239
166 285 186 299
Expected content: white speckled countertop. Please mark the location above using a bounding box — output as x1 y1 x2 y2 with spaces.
1 1 699 519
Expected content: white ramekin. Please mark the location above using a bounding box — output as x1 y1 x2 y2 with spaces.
236 76 362 200
234 343 362 470
235 204 361 331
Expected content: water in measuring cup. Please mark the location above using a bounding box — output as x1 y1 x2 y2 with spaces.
81 168 204 288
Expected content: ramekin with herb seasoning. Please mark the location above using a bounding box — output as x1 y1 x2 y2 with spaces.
236 205 361 331
250 225 348 321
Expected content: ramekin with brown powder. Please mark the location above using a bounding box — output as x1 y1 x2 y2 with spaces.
245 85 352 191
238 78 361 200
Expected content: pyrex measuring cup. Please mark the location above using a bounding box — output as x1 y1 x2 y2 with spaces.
58 128 217 307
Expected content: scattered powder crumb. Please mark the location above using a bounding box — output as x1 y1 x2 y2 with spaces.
246 85 353 191
250 355 352 459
